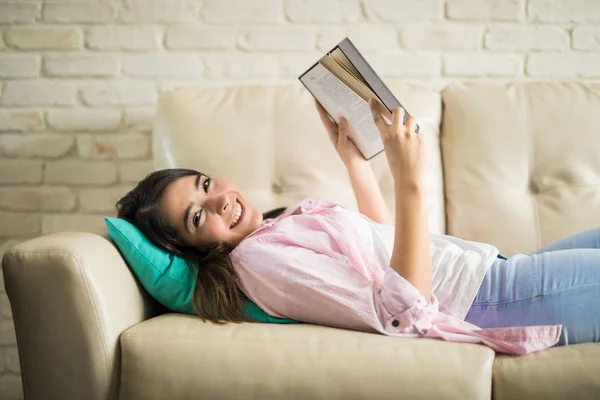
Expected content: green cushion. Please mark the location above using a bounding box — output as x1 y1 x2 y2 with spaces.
104 217 298 324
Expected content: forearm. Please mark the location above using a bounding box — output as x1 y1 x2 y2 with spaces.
346 162 393 225
389 184 432 300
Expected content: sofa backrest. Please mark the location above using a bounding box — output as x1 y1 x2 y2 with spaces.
442 82 600 255
153 83 445 234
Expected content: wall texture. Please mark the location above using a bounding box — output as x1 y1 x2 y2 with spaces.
0 0 599 397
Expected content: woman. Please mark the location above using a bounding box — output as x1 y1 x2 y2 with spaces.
116 99 600 355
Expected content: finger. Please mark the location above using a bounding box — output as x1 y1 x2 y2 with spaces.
315 101 338 137
338 117 348 143
392 107 405 128
369 98 389 133
406 116 417 135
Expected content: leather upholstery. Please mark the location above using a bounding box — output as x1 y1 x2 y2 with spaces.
3 82 599 399
442 82 600 256
2 233 159 400
120 314 494 400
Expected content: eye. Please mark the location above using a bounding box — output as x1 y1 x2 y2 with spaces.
203 177 211 193
192 210 201 228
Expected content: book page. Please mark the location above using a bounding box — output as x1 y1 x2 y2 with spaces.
330 48 364 85
300 63 384 160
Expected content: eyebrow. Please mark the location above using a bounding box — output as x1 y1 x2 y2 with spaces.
183 174 202 233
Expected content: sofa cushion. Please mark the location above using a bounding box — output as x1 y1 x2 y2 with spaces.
153 83 445 234
441 82 600 256
120 313 495 400
493 343 600 400
104 217 297 324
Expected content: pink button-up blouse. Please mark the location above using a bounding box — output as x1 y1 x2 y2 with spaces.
229 198 562 355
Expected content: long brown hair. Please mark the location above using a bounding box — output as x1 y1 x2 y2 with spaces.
115 168 286 324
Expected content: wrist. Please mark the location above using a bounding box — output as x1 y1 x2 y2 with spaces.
345 158 369 171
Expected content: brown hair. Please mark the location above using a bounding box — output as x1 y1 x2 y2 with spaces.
115 168 286 324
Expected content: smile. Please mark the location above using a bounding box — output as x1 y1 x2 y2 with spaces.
230 199 244 229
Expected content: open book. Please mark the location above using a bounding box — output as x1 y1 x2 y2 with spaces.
299 37 419 160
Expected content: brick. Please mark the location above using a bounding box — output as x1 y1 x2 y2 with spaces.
0 55 40 78
0 374 22 400
401 25 483 51
204 54 279 79
317 25 400 51
364 0 443 22
444 54 522 76
0 321 16 345
2 347 20 373
0 3 40 23
78 186 132 212
447 0 524 21
0 186 76 211
527 53 600 77
0 212 40 237
45 160 117 185
122 53 203 78
6 26 82 50
1 80 76 106
485 25 569 51
0 31 4 50
369 53 441 77
81 81 157 106
0 134 74 158
0 293 13 319
46 109 122 131
0 159 42 184
125 106 156 130
43 3 115 23
239 27 316 51
285 0 361 23
86 25 162 51
573 26 600 50
279 51 328 77
77 133 151 159
42 214 107 235
528 0 600 22
119 160 154 183
166 27 237 50
202 0 283 23
120 0 200 23
0 110 44 131
44 54 119 77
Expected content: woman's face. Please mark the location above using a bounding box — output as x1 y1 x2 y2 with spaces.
159 174 263 250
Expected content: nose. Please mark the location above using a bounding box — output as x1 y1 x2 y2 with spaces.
207 192 229 216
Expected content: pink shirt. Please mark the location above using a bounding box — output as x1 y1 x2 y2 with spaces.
230 198 562 355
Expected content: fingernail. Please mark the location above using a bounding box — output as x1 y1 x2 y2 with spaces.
368 99 374 107
339 117 345 126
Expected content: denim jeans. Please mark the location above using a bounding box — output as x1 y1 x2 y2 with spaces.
464 226 600 346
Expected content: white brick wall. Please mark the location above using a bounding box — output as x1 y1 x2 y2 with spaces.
1 0 599 398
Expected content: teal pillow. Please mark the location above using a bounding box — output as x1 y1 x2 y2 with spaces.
104 217 298 324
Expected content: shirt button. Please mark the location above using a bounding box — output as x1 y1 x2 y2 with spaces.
391 319 399 327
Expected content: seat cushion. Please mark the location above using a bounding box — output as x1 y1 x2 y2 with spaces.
441 82 600 255
493 343 600 400
119 314 495 400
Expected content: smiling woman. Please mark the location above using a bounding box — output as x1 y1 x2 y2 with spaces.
115 168 286 324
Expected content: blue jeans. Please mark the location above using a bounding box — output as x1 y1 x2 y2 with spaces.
464 226 600 346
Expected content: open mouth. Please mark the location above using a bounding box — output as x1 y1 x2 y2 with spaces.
230 199 244 229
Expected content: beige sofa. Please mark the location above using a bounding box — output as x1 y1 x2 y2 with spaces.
3 82 600 400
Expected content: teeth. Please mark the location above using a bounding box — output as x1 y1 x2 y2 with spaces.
230 201 242 228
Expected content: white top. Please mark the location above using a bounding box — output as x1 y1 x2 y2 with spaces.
371 223 500 320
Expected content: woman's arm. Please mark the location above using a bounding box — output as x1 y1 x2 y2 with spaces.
313 100 393 225
346 162 393 225
370 100 432 301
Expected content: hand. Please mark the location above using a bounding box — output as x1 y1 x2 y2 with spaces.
314 99 366 168
369 99 425 189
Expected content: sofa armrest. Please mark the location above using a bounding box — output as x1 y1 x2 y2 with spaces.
2 232 159 400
